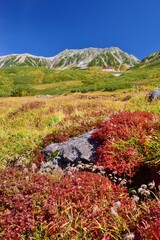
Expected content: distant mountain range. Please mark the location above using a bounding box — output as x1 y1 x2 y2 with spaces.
0 47 140 70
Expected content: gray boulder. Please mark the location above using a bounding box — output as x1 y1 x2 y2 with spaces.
148 88 160 101
40 130 100 173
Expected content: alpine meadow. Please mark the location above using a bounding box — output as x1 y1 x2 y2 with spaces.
0 45 160 239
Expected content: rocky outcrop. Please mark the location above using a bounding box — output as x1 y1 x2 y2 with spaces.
40 130 129 184
148 88 160 101
40 130 104 174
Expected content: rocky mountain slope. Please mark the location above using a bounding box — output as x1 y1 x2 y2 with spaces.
0 47 140 69
0 53 51 68
141 50 160 66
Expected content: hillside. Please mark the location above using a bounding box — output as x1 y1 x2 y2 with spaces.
141 50 160 67
0 47 140 69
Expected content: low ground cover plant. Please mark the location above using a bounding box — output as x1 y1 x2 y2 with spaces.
92 111 160 178
0 170 159 239
0 168 62 239
131 198 160 240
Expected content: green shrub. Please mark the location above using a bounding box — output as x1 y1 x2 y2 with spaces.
104 82 133 92
10 86 35 97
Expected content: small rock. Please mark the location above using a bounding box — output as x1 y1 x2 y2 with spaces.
118 177 122 182
113 179 117 183
147 88 160 101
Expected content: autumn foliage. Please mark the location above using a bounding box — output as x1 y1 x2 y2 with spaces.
132 199 160 240
0 111 160 239
0 169 160 239
92 111 160 178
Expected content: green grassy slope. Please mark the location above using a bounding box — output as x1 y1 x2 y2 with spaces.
0 62 160 97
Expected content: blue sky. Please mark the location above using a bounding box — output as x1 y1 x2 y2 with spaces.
0 0 160 59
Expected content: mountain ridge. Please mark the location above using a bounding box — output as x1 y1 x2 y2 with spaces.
0 47 140 70
141 50 160 66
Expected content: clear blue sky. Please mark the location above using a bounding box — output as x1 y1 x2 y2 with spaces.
0 0 160 59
